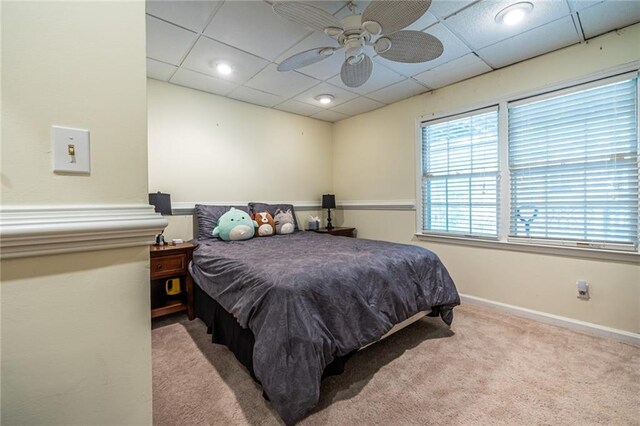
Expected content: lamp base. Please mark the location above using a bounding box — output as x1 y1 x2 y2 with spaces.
155 233 166 246
326 208 333 230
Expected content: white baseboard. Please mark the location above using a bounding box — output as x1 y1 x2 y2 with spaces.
460 294 640 347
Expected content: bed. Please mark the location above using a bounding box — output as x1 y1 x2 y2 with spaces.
188 204 460 425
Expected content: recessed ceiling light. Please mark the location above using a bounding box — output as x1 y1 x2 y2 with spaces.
315 94 334 105
216 62 232 75
495 2 533 26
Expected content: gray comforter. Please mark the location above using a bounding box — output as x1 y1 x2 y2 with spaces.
190 232 459 424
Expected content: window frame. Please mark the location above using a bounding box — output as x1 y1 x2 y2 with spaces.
415 68 640 262
418 105 500 240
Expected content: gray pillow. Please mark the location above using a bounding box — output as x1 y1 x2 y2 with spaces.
194 204 249 240
248 202 299 232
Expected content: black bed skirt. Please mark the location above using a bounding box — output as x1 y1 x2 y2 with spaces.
193 283 355 384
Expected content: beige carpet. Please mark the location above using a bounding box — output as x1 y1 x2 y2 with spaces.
152 304 640 425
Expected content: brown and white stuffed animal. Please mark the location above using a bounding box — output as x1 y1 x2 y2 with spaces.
253 211 275 237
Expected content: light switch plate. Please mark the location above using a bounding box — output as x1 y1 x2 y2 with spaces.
52 126 90 173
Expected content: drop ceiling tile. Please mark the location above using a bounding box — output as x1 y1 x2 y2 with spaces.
335 1 371 19
331 97 385 115
203 1 311 61
305 1 346 15
228 86 286 108
274 100 323 117
568 0 604 12
327 61 405 95
146 15 198 65
294 82 359 107
182 36 269 84
578 0 640 39
413 53 491 88
444 0 571 50
366 78 429 104
170 68 238 96
146 1 222 33
477 16 580 69
374 23 471 77
310 110 351 122
245 64 321 97
147 58 178 81
334 2 437 30
404 11 439 31
429 0 478 19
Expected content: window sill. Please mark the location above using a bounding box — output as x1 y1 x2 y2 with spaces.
414 233 639 264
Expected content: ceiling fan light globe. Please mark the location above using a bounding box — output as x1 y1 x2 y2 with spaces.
362 20 382 35
347 53 365 65
324 27 344 37
318 47 335 56
374 37 392 54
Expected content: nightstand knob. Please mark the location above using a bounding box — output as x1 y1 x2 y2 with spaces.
156 264 162 269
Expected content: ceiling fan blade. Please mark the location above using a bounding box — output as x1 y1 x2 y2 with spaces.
273 2 344 34
362 0 432 35
377 31 443 63
341 54 373 88
277 47 337 72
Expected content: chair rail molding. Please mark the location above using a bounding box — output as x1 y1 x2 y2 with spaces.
171 201 322 215
338 200 416 210
0 204 167 259
170 200 416 215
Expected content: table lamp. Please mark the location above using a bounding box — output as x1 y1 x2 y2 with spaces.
322 194 336 230
149 192 172 245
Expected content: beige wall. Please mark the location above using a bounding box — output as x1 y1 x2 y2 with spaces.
147 79 333 240
1 1 152 424
333 25 640 333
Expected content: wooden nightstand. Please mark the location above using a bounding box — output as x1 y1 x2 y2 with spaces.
311 227 356 238
150 242 197 320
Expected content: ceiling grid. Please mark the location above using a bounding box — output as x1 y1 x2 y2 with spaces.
146 0 640 122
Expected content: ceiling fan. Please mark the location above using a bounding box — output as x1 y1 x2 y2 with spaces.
272 0 444 88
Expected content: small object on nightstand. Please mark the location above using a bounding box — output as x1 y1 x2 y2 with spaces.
307 216 320 230
150 242 197 320
311 226 356 238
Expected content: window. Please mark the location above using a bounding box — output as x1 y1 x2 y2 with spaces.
421 108 499 238
509 78 638 249
418 71 639 254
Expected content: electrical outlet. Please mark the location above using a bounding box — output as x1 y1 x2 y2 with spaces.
577 280 590 300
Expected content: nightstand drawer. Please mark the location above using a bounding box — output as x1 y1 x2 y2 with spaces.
311 227 356 238
329 228 355 237
150 254 186 279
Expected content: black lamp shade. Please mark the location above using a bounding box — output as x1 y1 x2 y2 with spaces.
149 192 172 215
322 194 336 209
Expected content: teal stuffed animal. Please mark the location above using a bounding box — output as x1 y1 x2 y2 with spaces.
212 208 258 241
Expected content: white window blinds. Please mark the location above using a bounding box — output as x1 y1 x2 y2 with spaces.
421 108 499 237
508 77 639 249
